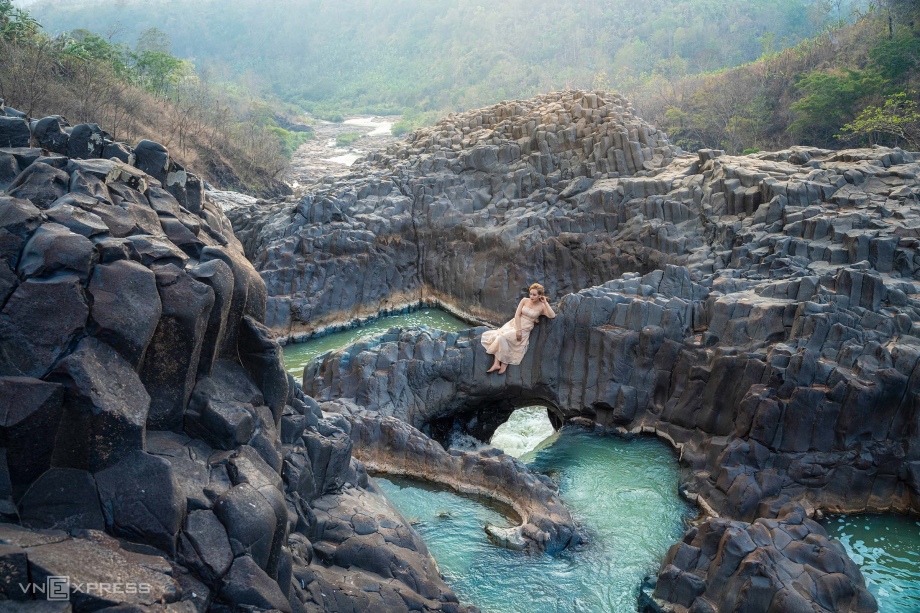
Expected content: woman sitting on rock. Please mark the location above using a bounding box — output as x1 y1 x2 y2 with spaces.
482 283 556 374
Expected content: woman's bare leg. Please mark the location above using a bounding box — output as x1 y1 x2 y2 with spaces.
487 357 501 373
498 362 507 374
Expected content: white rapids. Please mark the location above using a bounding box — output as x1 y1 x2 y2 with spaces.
489 406 558 459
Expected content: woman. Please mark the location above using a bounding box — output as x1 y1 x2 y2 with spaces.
481 283 556 374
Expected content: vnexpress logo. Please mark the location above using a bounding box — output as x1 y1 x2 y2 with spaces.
18 576 152 600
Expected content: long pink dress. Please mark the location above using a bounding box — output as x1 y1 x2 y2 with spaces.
481 304 543 365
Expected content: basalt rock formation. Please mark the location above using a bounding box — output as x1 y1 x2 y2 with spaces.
227 90 680 338
0 105 471 612
234 90 920 612
345 413 580 553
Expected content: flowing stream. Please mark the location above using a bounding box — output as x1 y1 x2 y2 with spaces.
820 514 920 612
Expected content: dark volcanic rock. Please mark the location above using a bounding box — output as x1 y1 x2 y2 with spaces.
95 450 186 555
50 338 149 472
178 509 233 585
244 91 920 612
66 123 106 159
5 162 70 209
0 275 88 378
188 258 234 380
228 91 680 337
0 105 467 613
30 117 69 154
0 116 30 148
140 265 214 430
18 467 104 531
213 483 277 569
219 554 292 612
87 259 162 368
2 525 182 609
0 378 64 496
652 506 875 613
349 415 579 553
18 222 96 281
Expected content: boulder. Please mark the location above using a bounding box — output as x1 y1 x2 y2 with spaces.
219 555 292 613
17 223 96 281
30 117 69 154
87 260 162 368
18 467 105 531
213 483 277 570
19 529 181 609
0 378 64 495
66 123 106 159
0 116 31 148
95 450 186 556
5 162 70 209
133 140 171 184
178 509 233 586
140 265 214 430
0 275 88 378
49 337 149 472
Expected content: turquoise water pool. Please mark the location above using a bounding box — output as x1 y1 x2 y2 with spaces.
821 513 920 612
281 309 470 377
284 309 695 611
377 428 696 612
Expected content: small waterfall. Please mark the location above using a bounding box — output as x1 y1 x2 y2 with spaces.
489 406 558 459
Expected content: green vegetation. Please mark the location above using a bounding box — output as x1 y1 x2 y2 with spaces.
839 91 920 148
26 0 870 122
0 1 310 196
335 132 363 147
634 4 920 153
9 0 918 157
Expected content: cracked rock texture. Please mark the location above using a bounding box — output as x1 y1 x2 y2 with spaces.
231 90 920 611
0 105 469 612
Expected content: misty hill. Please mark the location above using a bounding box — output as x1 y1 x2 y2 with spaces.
27 0 867 117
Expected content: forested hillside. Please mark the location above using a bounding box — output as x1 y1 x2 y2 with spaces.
0 0 310 196
26 0 867 121
632 0 920 153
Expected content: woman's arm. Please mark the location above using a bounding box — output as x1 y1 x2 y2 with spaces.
541 296 556 318
515 299 525 339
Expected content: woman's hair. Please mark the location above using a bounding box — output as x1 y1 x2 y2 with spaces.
528 283 545 295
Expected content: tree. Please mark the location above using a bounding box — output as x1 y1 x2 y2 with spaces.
789 69 883 145
839 91 920 148
870 34 920 87
0 0 39 43
132 50 186 97
135 27 171 54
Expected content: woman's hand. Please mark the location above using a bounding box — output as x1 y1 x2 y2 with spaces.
516 329 522 341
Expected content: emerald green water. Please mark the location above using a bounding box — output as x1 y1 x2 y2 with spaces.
281 309 470 377
377 428 696 613
821 514 920 612
284 309 694 611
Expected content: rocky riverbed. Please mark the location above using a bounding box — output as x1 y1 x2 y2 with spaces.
229 89 920 612
284 115 402 192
